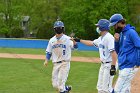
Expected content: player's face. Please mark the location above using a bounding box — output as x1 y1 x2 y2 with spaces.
114 23 123 33
54 27 64 34
114 24 118 29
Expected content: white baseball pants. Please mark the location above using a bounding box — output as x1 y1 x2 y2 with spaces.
114 67 138 93
52 61 70 92
97 63 114 93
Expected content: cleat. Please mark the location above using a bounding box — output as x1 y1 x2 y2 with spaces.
65 86 72 92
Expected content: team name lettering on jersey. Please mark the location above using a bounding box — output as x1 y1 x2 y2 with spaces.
52 44 66 49
99 44 105 49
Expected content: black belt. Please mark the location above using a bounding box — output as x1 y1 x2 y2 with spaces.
56 60 66 63
101 61 111 64
56 61 62 63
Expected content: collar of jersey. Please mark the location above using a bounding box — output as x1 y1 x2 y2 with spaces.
56 34 64 40
101 32 108 40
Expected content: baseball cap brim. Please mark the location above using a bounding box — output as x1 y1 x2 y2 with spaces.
109 21 118 27
54 26 64 28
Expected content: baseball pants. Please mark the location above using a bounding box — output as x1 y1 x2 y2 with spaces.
97 63 114 93
52 61 70 92
114 67 138 93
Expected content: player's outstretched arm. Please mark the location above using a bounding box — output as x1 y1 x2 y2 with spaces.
80 40 94 46
71 37 77 45
73 38 93 46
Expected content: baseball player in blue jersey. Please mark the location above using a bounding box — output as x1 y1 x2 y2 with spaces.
44 20 77 93
109 14 140 93
74 19 117 93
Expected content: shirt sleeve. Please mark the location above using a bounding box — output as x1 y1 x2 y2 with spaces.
130 30 140 49
70 40 74 48
93 38 100 47
46 41 52 53
107 36 115 52
46 52 52 60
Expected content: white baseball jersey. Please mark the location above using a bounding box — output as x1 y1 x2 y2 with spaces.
93 32 115 63
46 34 74 63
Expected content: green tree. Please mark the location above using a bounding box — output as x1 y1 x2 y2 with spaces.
10 26 24 38
0 0 140 38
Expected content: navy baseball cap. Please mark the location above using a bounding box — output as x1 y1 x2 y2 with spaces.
54 21 64 28
95 19 110 31
109 14 124 27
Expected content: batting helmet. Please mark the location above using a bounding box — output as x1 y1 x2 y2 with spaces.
109 14 124 27
54 21 64 28
95 19 110 31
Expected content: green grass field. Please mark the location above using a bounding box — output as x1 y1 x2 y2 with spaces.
0 58 100 93
0 47 99 57
0 48 118 93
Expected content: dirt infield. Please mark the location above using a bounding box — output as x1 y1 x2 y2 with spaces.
0 53 100 63
0 53 139 93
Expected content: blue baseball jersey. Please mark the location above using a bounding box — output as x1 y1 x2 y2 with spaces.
115 24 140 70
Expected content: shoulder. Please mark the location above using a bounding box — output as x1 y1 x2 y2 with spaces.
126 28 138 38
128 28 137 34
49 36 56 42
107 32 114 37
63 34 70 38
63 34 71 40
105 32 114 40
97 36 102 40
93 37 101 43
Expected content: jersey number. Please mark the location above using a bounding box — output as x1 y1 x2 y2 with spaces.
103 51 105 56
63 50 66 55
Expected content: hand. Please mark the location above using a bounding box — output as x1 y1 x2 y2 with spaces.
110 65 116 76
114 33 120 42
44 60 48 67
73 37 81 42
70 37 77 45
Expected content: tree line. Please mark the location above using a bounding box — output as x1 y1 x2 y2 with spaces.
0 0 140 39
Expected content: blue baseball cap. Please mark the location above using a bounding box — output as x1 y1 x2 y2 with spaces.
54 21 64 28
95 19 110 31
109 14 124 27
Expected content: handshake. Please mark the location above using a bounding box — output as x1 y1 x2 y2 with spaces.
71 37 81 42
71 37 117 76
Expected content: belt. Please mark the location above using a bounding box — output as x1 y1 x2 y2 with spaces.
56 61 62 63
56 60 66 63
101 61 111 64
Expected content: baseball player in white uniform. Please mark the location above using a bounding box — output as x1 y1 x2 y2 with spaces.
74 19 117 93
44 20 77 93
